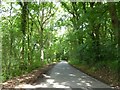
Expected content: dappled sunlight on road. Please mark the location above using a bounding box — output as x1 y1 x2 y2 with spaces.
69 74 76 77
15 78 70 89
15 61 115 90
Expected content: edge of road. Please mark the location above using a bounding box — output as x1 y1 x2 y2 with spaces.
69 63 120 90
1 62 57 89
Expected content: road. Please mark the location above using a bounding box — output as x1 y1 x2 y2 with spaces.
15 61 117 90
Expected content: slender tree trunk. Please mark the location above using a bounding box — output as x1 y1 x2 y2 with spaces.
27 11 31 65
7 2 13 78
108 3 118 45
118 2 120 80
40 27 44 63
30 22 33 62
20 2 28 68
108 2 120 82
91 24 101 62
90 2 101 62
94 24 100 62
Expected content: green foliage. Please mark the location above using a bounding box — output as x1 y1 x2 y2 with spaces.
1 2 59 81
61 2 120 81
1 1 120 83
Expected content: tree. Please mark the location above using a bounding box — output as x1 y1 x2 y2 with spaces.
19 1 28 69
108 2 120 82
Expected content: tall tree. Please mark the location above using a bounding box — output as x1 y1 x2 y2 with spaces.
108 2 120 82
36 2 55 63
19 1 28 68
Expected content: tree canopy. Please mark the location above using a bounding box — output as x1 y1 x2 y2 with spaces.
0 1 120 86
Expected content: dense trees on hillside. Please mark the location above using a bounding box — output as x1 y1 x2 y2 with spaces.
1 1 120 86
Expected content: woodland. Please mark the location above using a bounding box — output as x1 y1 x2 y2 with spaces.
0 1 120 87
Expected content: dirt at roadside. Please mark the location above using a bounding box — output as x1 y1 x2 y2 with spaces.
71 64 120 90
1 63 56 89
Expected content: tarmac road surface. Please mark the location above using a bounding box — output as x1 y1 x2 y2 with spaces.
15 61 117 90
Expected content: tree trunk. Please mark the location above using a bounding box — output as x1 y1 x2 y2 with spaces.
91 24 101 62
90 2 101 62
108 3 119 45
20 2 28 68
40 27 44 63
27 11 31 65
108 2 120 82
8 2 13 77
94 24 100 62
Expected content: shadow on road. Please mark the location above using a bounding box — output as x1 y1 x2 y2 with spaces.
13 61 118 90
